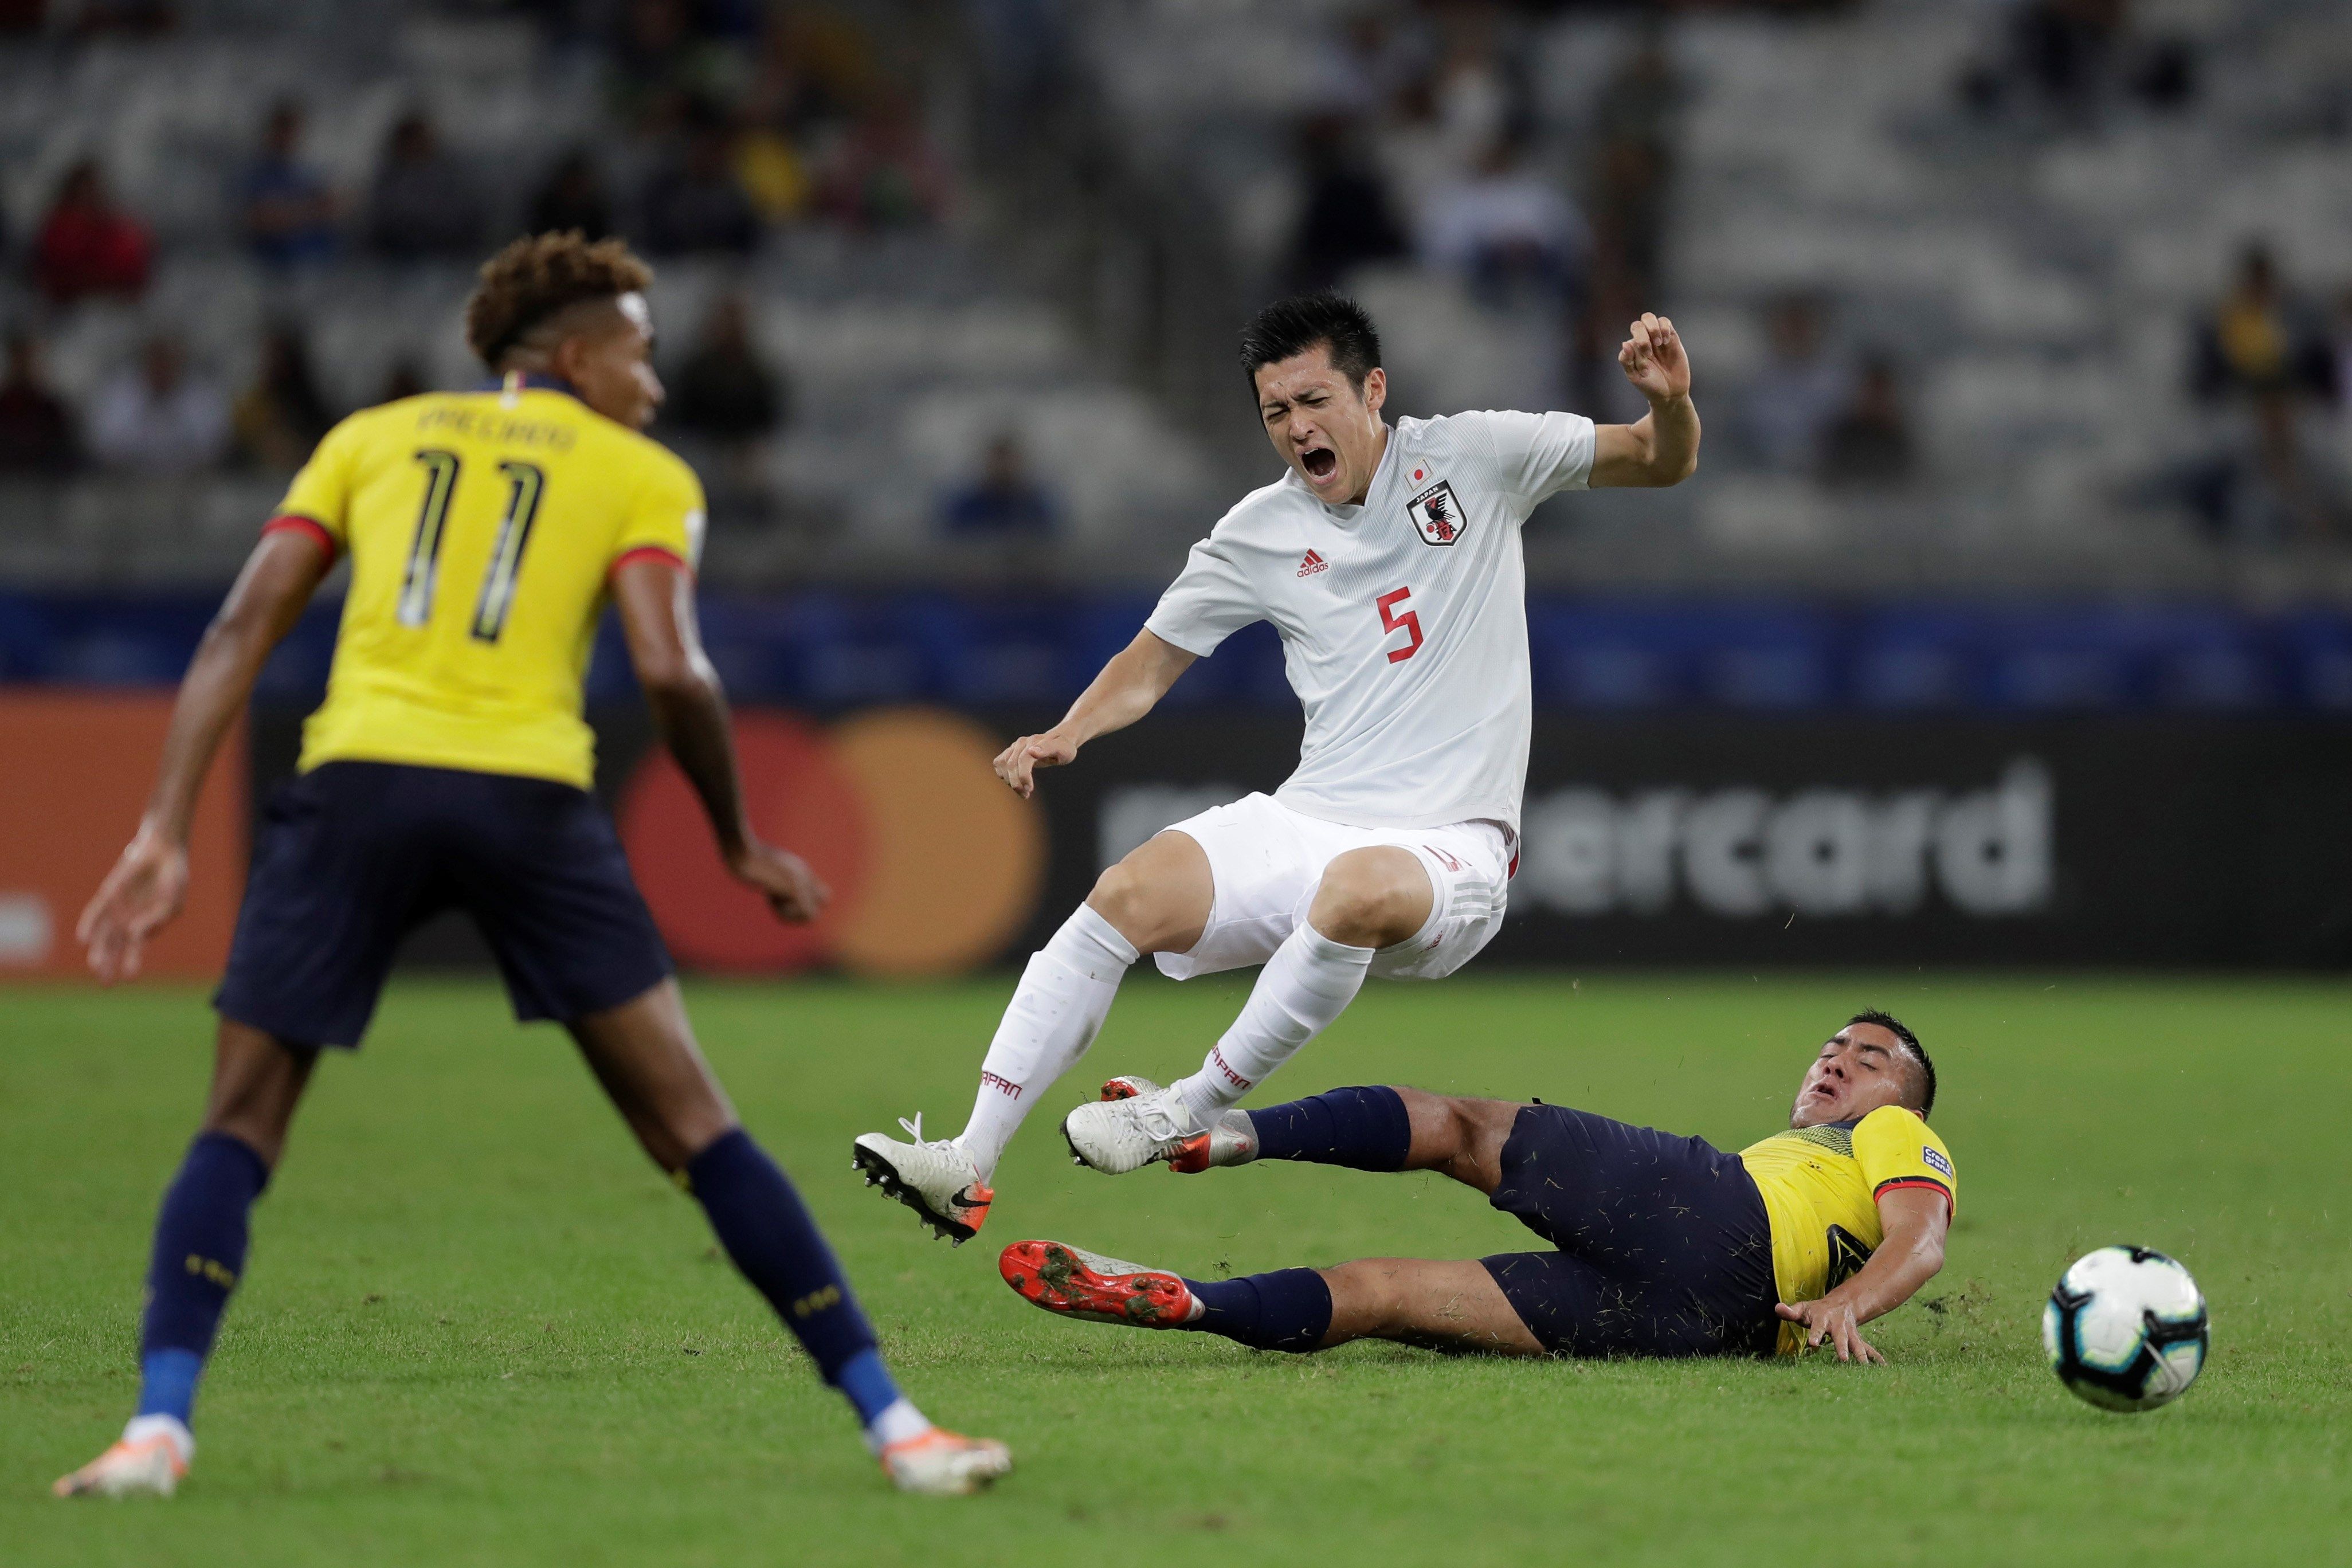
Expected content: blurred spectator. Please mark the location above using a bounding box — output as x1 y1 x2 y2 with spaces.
1418 135 1586 308
1961 0 2198 122
1306 9 1418 120
237 100 338 268
1742 295 1851 473
820 94 951 231
74 0 173 32
1590 35 1681 301
943 433 1056 539
528 150 615 241
640 112 760 255
232 326 334 472
88 336 229 474
366 113 485 258
2183 394 2351 546
377 358 429 405
2194 245 2330 403
32 160 153 305
607 0 744 135
1820 356 1916 488
668 292 787 443
1287 116 1408 294
0 332 80 475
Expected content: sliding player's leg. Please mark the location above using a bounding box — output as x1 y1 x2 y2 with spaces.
998 1242 1547 1356
851 828 1211 1240
1064 846 1430 1174
570 982 1010 1494
54 1022 316 1498
1178 1084 1523 1183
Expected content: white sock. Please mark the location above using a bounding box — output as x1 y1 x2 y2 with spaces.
123 1413 194 1464
1173 923 1374 1130
863 1397 932 1455
954 903 1139 1181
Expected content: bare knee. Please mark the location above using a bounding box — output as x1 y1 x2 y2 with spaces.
201 1022 316 1168
1400 1090 1520 1190
1307 848 1430 949
1322 1259 1409 1332
569 987 738 1174
1084 832 1211 954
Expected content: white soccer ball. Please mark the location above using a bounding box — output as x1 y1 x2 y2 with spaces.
2041 1245 2209 1413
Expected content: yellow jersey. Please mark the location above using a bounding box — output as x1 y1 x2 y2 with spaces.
1739 1104 1955 1351
269 378 705 790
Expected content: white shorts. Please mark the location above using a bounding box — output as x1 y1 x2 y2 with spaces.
1153 793 1512 983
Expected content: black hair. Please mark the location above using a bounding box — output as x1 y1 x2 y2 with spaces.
1238 292 1382 393
1849 1008 1935 1119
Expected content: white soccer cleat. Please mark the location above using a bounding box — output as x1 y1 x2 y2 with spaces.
853 1116 994 1245
879 1428 1014 1496
53 1416 193 1499
1062 1078 1206 1175
1092 1076 1255 1173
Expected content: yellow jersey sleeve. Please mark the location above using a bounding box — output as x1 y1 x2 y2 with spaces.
1852 1104 1956 1216
268 410 370 553
610 448 707 575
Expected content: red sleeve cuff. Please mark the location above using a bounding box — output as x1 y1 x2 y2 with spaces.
1873 1176 1954 1217
609 544 692 582
263 513 337 560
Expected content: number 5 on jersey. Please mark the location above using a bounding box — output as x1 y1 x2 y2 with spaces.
1377 586 1424 664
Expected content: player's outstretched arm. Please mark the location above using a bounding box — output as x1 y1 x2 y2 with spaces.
1589 312 1700 489
79 529 332 982
1774 1186 1950 1364
611 557 827 923
993 628 1195 798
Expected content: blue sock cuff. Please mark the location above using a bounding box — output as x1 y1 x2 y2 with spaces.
833 1347 902 1425
191 1130 273 1194
1246 1086 1412 1171
135 1348 205 1425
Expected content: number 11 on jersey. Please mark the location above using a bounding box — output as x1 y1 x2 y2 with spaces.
1377 587 1424 664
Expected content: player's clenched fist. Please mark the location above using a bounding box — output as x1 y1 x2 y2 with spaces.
994 731 1077 798
1617 312 1691 404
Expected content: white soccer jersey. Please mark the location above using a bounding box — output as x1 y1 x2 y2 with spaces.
1144 409 1595 835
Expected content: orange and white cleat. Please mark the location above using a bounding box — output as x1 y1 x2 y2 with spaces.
852 1115 994 1244
998 1239 1198 1328
1093 1077 1256 1174
53 1416 193 1499
879 1427 1013 1496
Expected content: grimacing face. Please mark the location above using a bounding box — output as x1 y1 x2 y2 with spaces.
1253 344 1389 506
1789 1022 1919 1130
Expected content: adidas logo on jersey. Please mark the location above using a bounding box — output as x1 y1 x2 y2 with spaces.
1297 550 1328 577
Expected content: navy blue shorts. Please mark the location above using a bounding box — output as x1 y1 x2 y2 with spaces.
1481 1104 1779 1359
215 761 673 1048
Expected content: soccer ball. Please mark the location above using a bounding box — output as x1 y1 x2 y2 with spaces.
2041 1245 2209 1413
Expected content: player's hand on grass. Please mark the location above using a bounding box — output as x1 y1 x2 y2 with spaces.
1777 1298 1885 1365
1618 313 1690 405
730 840 829 923
78 823 190 983
993 730 1077 798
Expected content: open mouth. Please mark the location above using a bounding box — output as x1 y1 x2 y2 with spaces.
1299 445 1337 482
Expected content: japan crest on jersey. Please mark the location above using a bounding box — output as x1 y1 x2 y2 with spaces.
1406 479 1466 546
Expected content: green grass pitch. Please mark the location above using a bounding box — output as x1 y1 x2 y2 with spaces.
5 973 2349 1567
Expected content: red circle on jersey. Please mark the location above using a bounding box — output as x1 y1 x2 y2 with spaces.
1413 468 1424 480
618 711 867 970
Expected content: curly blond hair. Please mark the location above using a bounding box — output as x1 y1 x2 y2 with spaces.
464 231 654 369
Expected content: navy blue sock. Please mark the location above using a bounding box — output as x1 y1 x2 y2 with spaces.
137 1131 272 1424
1178 1269 1333 1353
687 1130 881 1395
1247 1086 1412 1170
